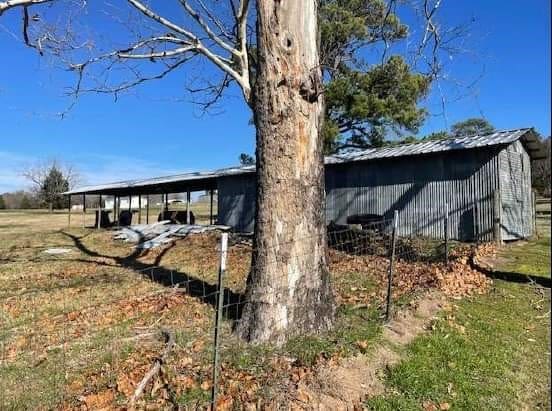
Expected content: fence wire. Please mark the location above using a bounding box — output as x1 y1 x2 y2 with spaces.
0 210 456 409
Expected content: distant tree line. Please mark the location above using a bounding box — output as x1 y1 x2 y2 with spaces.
0 191 40 210
391 117 496 146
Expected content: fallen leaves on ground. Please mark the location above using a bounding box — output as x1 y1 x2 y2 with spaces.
78 389 115 410
3 231 497 410
330 241 493 303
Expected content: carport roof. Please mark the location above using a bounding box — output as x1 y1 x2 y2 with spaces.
65 165 255 195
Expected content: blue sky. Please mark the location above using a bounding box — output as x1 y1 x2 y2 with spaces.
0 0 550 192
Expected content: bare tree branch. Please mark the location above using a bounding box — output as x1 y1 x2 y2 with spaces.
5 0 253 110
22 159 80 210
123 0 250 101
415 0 443 78
178 0 236 55
186 72 232 114
0 0 51 16
68 57 192 99
196 0 234 41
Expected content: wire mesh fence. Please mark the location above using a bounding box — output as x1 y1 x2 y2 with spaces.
0 209 458 409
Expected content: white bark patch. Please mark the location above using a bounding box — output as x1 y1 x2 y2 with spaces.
291 0 317 66
287 222 306 298
276 304 288 331
287 257 300 299
276 219 283 235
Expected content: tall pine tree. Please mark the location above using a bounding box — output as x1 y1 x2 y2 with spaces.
320 0 431 153
40 166 70 212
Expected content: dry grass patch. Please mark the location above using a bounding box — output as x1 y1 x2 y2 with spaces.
0 210 495 409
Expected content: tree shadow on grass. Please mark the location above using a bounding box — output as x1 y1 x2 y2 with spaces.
471 257 551 288
60 230 246 320
482 269 551 288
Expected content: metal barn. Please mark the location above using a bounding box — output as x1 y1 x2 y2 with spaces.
215 128 545 241
66 128 545 242
325 131 540 241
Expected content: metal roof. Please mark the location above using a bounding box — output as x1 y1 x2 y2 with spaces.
326 128 546 164
65 165 255 195
66 128 546 195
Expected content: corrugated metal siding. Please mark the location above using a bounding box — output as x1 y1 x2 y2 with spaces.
217 174 256 232
217 143 532 242
499 141 533 240
325 148 500 241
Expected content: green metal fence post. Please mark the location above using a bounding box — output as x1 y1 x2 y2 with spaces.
444 202 449 265
385 210 398 322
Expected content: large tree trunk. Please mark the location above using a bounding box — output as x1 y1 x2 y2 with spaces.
237 0 335 344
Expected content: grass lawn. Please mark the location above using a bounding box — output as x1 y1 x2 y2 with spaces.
0 210 421 408
495 236 551 279
366 235 551 410
1 209 549 409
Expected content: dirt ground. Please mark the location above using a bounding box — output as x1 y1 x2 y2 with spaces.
289 291 446 410
0 210 491 410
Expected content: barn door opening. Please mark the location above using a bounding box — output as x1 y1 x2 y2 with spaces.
459 207 475 241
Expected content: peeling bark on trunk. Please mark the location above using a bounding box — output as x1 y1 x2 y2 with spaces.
237 0 335 344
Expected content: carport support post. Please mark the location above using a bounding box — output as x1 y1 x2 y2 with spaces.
493 189 502 245
82 194 86 228
67 195 71 228
111 196 117 224
211 232 228 407
186 189 191 224
385 210 398 323
128 195 132 212
209 189 214 225
97 195 102 230
112 196 117 226
138 195 142 224
146 195 150 224
117 196 121 228
444 202 449 265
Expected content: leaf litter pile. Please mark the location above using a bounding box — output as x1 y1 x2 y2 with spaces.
0 227 495 410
